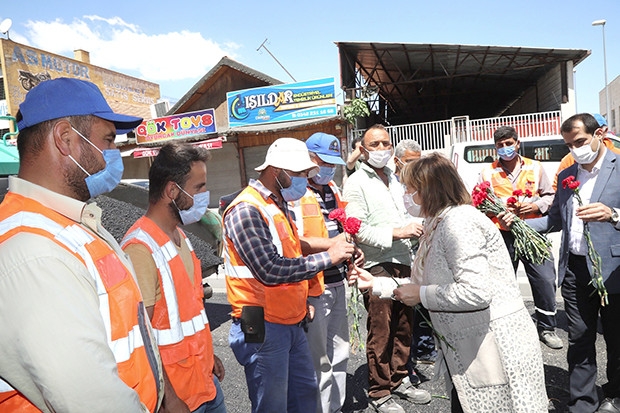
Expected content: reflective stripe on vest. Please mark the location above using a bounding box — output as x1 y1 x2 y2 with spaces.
0 192 161 412
224 201 284 280
0 378 12 393
122 228 207 346
289 181 346 297
481 158 543 221
484 161 541 200
290 181 346 238
0 211 145 361
223 186 308 323
121 216 215 410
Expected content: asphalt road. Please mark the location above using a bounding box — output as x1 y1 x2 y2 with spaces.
205 291 608 413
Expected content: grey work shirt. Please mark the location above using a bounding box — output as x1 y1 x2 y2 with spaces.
0 176 162 412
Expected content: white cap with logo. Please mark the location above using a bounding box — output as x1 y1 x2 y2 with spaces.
255 137 319 177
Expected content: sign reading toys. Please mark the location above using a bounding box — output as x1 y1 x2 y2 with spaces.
227 78 337 128
135 108 217 144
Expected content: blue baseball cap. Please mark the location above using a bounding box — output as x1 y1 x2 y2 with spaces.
17 77 143 134
305 132 345 165
592 113 607 127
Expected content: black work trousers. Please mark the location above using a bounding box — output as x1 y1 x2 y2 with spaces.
563 253 620 412
501 230 557 330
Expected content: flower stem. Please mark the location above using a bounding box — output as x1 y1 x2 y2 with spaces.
574 191 609 306
347 280 365 352
414 304 455 352
390 276 455 351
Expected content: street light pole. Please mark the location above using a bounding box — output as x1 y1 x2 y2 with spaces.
592 19 610 121
573 69 578 113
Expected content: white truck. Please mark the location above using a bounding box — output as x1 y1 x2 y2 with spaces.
449 135 604 298
449 135 620 191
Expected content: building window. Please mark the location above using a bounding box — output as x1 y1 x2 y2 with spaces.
612 109 616 131
0 78 5 101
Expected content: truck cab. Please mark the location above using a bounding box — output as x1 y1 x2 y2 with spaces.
451 134 620 192
451 136 569 192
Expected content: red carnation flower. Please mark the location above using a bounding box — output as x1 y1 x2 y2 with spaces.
562 176 575 190
562 176 580 190
344 217 361 235
328 208 347 223
506 196 518 205
525 189 533 198
472 182 493 208
471 188 488 207
512 189 524 197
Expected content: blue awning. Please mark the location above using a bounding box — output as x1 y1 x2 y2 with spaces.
0 142 19 175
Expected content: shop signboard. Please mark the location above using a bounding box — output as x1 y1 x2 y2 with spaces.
133 137 222 158
0 39 159 121
227 77 337 128
135 108 217 145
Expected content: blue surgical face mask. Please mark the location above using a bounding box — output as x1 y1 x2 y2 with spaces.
312 165 336 185
496 144 517 161
174 183 210 225
69 127 124 198
278 171 308 202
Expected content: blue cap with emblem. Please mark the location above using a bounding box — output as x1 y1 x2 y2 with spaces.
305 132 345 165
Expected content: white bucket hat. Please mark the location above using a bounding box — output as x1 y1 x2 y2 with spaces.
255 137 319 177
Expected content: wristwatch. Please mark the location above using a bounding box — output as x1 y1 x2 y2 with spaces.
609 207 619 225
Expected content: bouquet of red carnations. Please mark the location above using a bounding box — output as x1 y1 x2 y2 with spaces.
472 181 552 265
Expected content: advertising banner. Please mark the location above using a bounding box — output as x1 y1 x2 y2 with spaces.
135 108 217 145
227 78 337 128
133 137 222 158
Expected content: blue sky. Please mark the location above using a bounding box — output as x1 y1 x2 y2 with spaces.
1 0 619 117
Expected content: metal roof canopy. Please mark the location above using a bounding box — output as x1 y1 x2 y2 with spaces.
337 42 590 125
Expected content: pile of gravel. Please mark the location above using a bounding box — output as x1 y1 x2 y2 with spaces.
96 195 223 274
0 182 222 276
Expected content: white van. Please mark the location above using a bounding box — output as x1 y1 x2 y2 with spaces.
451 136 572 191
451 135 620 191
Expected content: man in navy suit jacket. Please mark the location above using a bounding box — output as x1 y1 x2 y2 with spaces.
520 113 620 413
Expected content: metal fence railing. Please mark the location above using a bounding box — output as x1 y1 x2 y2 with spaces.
351 110 563 152
465 111 562 142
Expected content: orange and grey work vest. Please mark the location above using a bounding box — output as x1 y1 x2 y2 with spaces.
122 216 216 411
224 185 308 325
480 157 543 221
0 192 161 413
291 181 346 297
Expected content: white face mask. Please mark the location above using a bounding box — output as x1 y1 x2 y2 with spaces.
570 137 600 165
366 149 393 168
404 191 422 217
173 183 210 225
